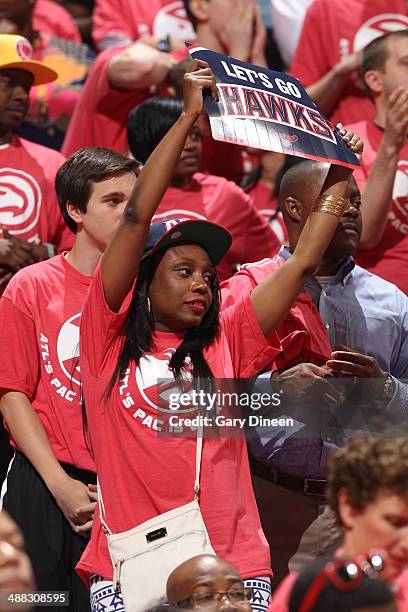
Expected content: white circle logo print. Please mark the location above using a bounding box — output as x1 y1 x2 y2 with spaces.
0 168 42 235
153 1 195 39
57 313 81 386
136 350 194 413
353 13 408 52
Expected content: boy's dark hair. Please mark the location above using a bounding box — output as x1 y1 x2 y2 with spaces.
361 30 408 96
183 0 197 30
56 147 139 233
288 557 395 612
127 97 184 165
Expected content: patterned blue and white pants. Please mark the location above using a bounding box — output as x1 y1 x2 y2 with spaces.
90 575 271 611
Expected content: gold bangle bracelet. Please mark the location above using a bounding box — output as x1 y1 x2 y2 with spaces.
311 195 347 219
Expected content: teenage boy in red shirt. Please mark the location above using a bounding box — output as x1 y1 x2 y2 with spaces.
0 147 139 610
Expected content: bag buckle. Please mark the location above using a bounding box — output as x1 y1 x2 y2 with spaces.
303 478 326 497
113 559 123 593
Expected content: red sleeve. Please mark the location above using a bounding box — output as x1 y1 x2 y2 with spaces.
93 49 148 117
220 292 282 378
33 0 81 44
0 282 40 397
220 258 280 309
80 262 135 377
290 0 332 86
92 0 133 49
269 573 298 611
209 181 280 267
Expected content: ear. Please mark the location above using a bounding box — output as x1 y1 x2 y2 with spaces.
338 488 360 531
66 201 84 228
284 196 302 223
363 69 384 97
188 0 210 24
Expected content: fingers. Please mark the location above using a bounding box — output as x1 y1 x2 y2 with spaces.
74 520 93 534
330 350 370 365
336 123 363 154
187 59 209 73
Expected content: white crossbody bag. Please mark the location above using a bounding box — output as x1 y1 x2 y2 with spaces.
98 429 215 611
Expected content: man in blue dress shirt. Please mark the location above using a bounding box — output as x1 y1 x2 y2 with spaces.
234 158 408 588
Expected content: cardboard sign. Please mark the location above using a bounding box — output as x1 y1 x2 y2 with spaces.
188 46 359 169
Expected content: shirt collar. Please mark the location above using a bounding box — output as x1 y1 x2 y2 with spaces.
279 245 356 286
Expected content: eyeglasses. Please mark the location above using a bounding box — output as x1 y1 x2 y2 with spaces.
176 587 253 609
298 553 384 611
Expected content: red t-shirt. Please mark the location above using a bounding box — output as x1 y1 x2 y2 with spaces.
33 0 82 44
0 254 95 472
269 569 408 611
248 181 288 245
290 0 408 126
62 48 148 157
221 257 332 369
347 120 408 293
77 263 282 581
152 173 281 280
0 136 73 250
92 0 195 50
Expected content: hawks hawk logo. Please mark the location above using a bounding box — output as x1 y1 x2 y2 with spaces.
0 168 42 236
16 38 33 60
153 0 195 39
353 13 408 52
57 313 81 386
136 349 194 413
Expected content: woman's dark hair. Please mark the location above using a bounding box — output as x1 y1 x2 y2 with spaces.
107 250 221 398
288 557 395 612
56 147 139 233
127 98 183 165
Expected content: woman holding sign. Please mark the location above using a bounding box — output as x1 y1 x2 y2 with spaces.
77 60 362 612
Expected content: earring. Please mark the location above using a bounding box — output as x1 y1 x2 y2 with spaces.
146 295 151 315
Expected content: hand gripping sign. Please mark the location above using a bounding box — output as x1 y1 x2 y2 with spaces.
188 46 359 169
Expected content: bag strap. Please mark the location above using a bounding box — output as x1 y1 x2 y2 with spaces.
97 476 112 535
98 425 204 533
194 426 203 499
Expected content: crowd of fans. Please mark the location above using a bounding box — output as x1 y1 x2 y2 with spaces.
0 0 407 610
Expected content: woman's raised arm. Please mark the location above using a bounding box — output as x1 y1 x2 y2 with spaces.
252 130 363 337
101 60 217 312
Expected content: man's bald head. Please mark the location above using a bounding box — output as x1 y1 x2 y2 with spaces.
279 159 330 223
166 554 250 609
279 158 362 264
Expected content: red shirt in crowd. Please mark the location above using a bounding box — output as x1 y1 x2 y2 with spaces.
92 0 195 50
269 568 408 611
247 181 288 245
0 255 95 472
221 257 332 369
33 0 82 44
0 136 73 250
62 48 148 157
152 173 281 280
347 120 408 294
290 0 408 126
77 263 282 582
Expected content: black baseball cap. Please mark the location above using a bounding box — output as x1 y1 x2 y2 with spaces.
142 218 232 266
